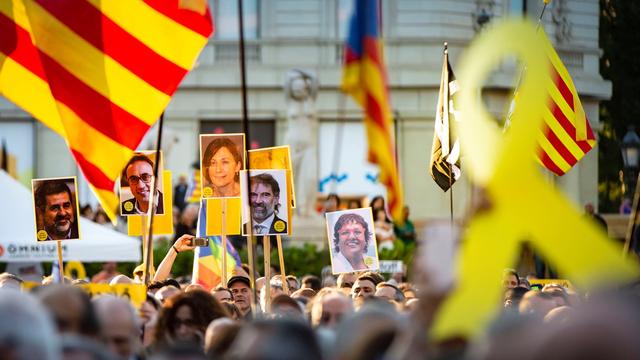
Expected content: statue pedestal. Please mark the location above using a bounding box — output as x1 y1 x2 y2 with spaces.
287 214 326 249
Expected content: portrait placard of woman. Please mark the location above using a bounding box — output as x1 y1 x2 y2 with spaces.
200 134 245 198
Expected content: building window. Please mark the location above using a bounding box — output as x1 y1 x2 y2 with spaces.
200 120 275 150
211 0 261 62
213 0 259 40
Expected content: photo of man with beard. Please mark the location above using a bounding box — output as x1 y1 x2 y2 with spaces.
326 208 379 274
32 177 80 241
241 170 290 236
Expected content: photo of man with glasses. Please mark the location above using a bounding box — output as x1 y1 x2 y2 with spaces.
120 152 164 216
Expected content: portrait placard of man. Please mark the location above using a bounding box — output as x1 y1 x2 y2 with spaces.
241 170 290 236
32 177 81 241
119 152 165 216
326 208 380 274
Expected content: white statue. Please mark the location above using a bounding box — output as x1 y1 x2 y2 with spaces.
284 69 319 218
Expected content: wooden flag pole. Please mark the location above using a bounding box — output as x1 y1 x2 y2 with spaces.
56 240 64 283
276 235 289 294
238 0 258 313
221 198 228 286
263 235 271 312
143 112 165 286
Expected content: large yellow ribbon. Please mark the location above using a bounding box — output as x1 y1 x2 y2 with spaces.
431 20 639 340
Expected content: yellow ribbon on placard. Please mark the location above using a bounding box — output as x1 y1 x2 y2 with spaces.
431 20 639 340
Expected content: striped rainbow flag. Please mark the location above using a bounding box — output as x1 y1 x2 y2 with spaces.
0 0 213 221
341 0 404 223
192 200 242 291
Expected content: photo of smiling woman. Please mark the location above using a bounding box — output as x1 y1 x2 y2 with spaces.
200 134 245 198
326 208 380 274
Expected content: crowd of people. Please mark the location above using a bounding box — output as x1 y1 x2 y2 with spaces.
1 246 639 360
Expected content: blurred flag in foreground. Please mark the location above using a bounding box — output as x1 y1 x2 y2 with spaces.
0 0 213 221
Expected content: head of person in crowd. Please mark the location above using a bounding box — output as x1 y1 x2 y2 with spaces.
333 299 401 360
35 180 77 240
543 305 574 324
93 295 141 360
81 204 94 218
291 288 317 306
397 282 417 300
352 274 377 299
504 286 529 310
148 279 181 295
37 284 101 338
211 286 234 304
260 276 286 312
286 275 300 293
348 198 362 209
310 288 354 330
227 276 253 317
154 290 229 346
222 302 243 321
503 268 520 289
360 271 384 286
204 318 241 359
325 193 341 212
109 274 133 285
141 294 162 326
271 294 305 320
227 319 322 360
542 283 569 307
203 137 242 197
60 335 117 360
0 290 60 360
337 273 357 294
148 342 208 360
375 282 405 303
369 195 386 212
301 274 322 292
124 154 160 214
155 285 182 304
0 272 23 290
184 284 205 292
519 291 557 319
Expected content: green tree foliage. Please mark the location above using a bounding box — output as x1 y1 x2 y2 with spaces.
599 0 640 211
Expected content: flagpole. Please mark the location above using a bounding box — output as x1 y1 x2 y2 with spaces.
237 0 259 314
56 240 64 283
623 173 640 257
143 112 164 286
444 42 454 223
221 198 228 285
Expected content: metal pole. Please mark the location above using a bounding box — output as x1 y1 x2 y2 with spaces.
143 112 164 285
237 0 258 314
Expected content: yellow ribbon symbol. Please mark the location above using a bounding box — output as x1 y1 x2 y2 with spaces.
431 20 639 340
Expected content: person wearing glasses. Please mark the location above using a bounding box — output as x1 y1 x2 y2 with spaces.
121 154 164 215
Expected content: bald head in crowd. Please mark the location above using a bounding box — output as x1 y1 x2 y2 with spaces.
93 296 142 360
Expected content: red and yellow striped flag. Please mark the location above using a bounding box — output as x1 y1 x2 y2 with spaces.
0 0 213 221
341 0 404 223
537 31 596 176
506 30 596 176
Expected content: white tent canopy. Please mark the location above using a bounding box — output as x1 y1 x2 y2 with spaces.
0 171 141 263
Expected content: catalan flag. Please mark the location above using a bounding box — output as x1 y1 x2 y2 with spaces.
341 0 404 223
0 0 213 222
192 199 242 291
429 46 460 192
506 30 596 176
